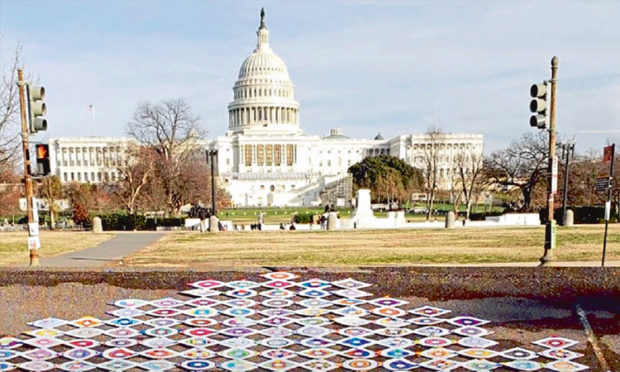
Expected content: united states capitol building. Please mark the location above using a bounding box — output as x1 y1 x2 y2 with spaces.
47 11 483 207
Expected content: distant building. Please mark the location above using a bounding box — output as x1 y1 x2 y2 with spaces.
206 10 483 207
47 10 484 208
48 137 135 184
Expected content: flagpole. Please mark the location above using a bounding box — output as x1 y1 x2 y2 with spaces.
91 105 96 136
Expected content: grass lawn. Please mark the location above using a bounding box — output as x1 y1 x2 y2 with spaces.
214 206 500 225
0 231 116 266
124 224 620 267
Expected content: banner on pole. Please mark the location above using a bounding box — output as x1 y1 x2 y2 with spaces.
28 236 41 250
603 145 613 163
551 157 558 194
28 222 39 237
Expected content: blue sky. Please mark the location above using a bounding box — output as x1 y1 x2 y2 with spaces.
1 0 619 153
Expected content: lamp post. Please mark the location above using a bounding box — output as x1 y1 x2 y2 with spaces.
559 142 575 225
206 149 218 232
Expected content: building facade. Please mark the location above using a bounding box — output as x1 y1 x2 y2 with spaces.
207 11 483 207
47 11 484 208
48 137 135 184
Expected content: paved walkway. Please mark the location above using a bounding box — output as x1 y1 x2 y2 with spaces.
41 232 164 267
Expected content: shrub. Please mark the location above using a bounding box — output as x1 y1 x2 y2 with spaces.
98 214 184 230
539 206 619 224
468 211 504 221
293 213 312 224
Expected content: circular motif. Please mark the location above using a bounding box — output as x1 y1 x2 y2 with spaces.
184 318 217 327
102 348 134 359
0 350 19 360
16 361 54 371
383 359 419 371
141 349 177 359
418 337 453 348
107 318 140 327
223 308 255 317
299 348 338 359
180 337 218 348
262 299 294 308
185 308 218 317
222 317 256 327
179 360 215 371
260 337 294 348
145 318 180 328
183 328 217 337
62 348 97 360
65 339 100 348
180 349 214 359
219 348 256 359
186 298 219 307
144 327 179 337
105 338 138 348
105 328 139 338
342 359 378 371
139 360 176 371
260 349 297 359
341 348 376 358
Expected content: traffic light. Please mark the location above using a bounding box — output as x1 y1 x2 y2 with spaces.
530 82 549 129
35 144 50 176
27 85 47 133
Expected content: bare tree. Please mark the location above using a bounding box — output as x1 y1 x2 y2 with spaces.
107 145 156 215
39 175 63 229
485 132 548 212
0 43 22 168
127 99 204 217
455 150 487 219
421 130 442 220
0 167 20 222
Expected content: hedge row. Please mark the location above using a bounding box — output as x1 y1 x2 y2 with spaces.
539 206 619 224
99 214 184 231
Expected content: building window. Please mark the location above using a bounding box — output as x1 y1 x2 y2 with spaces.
266 144 273 166
257 145 264 165
274 145 281 166
244 145 252 165
63 173 68 182
286 144 294 166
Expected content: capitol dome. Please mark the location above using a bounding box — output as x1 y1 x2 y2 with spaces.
238 45 290 81
228 9 301 135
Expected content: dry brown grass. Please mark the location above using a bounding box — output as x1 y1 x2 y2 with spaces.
0 231 116 266
125 224 620 267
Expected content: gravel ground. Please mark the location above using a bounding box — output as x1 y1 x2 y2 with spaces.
1 267 618 370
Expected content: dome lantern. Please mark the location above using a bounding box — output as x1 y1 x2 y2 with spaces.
227 9 301 135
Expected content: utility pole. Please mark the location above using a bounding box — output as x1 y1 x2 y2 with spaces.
17 69 38 266
560 142 575 225
540 56 559 266
602 144 615 267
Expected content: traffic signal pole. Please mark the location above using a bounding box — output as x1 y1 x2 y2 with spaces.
17 69 39 266
540 57 559 266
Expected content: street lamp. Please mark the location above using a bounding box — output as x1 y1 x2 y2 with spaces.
206 149 218 215
206 149 219 233
559 141 575 225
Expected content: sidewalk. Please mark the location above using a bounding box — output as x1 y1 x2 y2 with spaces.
404 260 620 267
41 232 164 267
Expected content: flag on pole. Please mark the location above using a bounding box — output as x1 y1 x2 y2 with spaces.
603 145 613 163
